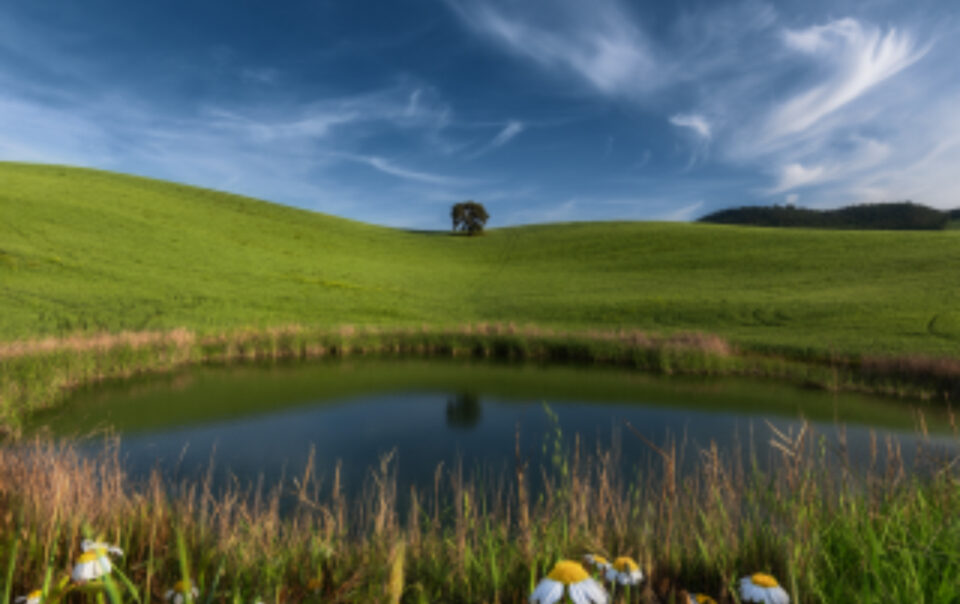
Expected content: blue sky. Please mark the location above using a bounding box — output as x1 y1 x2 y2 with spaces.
1 0 958 228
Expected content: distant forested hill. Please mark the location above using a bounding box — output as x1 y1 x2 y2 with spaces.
699 202 954 230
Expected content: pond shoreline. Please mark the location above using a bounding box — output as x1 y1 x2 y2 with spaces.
2 323 959 438
2 325 960 602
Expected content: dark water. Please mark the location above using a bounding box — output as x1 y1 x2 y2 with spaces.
27 359 958 497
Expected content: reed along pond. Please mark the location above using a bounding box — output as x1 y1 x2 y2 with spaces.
26 359 959 501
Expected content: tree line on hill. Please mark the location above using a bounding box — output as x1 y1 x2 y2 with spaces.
699 202 959 230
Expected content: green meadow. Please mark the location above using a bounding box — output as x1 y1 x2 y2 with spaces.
3 161 960 357
3 162 960 603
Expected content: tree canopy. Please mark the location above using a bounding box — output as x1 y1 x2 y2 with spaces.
451 201 489 235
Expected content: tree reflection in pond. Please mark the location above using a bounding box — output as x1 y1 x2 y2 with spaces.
445 393 482 429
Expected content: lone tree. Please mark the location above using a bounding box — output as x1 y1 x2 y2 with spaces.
451 201 489 235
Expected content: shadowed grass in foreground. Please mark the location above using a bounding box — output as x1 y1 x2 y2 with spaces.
1 415 958 603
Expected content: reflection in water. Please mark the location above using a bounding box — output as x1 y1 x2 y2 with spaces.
445 393 482 429
30 359 958 502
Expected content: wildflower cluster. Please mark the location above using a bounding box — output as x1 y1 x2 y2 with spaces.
530 554 790 604
71 539 123 582
14 537 208 604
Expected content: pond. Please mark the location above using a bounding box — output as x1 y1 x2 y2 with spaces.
26 358 958 498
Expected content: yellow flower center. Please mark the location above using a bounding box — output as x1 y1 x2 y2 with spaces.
27 591 42 599
694 595 717 604
613 557 639 572
307 578 323 591
173 580 192 593
751 573 779 588
589 555 609 566
77 550 105 563
546 560 589 585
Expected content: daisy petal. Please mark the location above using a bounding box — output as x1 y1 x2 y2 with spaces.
770 586 790 604
530 578 565 604
568 581 591 604
580 578 609 603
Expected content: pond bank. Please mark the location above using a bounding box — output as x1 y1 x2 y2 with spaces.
2 323 959 437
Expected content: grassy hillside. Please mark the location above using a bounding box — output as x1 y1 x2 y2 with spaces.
3 162 960 356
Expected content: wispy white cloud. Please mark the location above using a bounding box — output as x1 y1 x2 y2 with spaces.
334 153 472 186
489 120 525 148
669 113 711 139
205 84 454 143
760 135 894 196
205 107 360 141
0 17 473 220
0 79 472 219
2 1 959 227
834 97 960 207
452 1 958 211
395 183 539 207
671 14 956 208
670 113 712 169
725 18 960 207
448 0 663 97
769 162 826 193
765 19 929 141
405 89 422 117
466 119 527 158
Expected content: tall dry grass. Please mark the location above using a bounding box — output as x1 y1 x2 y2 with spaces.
1 413 958 602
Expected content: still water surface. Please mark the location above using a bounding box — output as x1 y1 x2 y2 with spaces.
29 359 957 496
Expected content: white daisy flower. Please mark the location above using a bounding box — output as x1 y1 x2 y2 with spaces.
604 556 643 586
72 549 113 582
81 540 124 557
165 580 200 604
583 554 612 572
14 590 42 604
71 540 123 583
531 560 608 604
739 573 790 604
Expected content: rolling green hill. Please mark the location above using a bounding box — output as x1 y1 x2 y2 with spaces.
3 162 960 356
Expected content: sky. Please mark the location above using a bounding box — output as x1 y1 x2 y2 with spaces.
1 0 958 229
